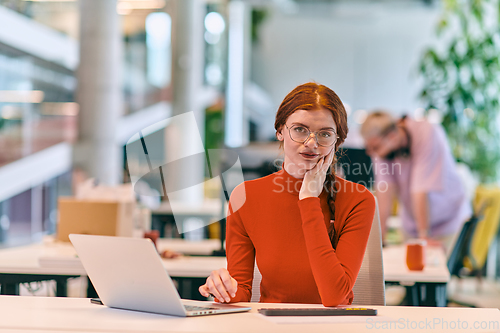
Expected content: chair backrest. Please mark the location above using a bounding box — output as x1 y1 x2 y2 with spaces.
250 198 385 305
351 198 385 305
250 261 262 303
464 186 500 271
447 215 480 276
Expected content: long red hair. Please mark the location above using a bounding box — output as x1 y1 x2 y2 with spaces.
274 82 348 249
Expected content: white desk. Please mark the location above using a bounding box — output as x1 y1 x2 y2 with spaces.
383 245 450 307
383 245 450 284
160 241 451 285
0 238 226 297
0 239 84 296
0 239 450 305
31 241 447 281
0 296 498 333
0 238 225 277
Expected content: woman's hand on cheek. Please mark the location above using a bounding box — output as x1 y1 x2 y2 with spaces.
299 149 335 200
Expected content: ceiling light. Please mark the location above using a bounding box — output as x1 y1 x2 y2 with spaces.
204 12 225 35
24 0 166 12
23 0 75 2
118 0 165 12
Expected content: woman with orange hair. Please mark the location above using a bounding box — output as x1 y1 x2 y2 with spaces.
199 82 375 306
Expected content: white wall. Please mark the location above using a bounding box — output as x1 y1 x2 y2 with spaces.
251 2 441 145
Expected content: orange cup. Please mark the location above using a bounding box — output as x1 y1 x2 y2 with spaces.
406 239 426 271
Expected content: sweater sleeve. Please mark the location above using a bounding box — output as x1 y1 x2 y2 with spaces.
298 192 375 306
226 202 255 303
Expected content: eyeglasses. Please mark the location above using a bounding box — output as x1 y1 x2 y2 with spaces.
285 124 339 147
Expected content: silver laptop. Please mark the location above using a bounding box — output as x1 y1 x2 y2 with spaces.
69 234 251 317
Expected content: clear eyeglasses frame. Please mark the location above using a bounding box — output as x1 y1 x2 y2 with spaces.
284 124 339 147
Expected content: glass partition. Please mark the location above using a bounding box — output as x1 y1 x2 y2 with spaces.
0 44 77 167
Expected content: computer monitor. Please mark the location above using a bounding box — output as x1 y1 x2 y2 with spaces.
337 147 374 189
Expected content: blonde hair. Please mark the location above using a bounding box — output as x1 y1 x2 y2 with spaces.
360 111 396 139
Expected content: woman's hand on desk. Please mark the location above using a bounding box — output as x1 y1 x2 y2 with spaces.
299 148 335 200
199 268 237 303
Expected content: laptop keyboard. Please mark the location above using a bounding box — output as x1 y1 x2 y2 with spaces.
184 305 220 311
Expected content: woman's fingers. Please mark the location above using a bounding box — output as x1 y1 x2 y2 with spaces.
200 268 238 303
212 271 230 302
300 150 335 199
318 156 325 172
231 277 238 296
321 156 330 173
219 269 237 297
321 149 335 173
327 148 335 164
323 149 335 171
311 156 324 175
198 284 210 297
207 276 227 302
209 269 233 302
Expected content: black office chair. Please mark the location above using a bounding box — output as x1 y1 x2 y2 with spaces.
447 216 480 277
337 147 374 188
446 201 488 307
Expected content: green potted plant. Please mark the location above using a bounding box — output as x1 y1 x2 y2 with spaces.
419 0 500 183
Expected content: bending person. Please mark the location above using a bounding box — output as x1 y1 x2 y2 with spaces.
360 111 471 253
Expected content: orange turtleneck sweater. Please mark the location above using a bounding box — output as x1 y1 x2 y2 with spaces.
225 168 375 306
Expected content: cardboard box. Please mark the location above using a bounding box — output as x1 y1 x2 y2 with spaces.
57 197 135 242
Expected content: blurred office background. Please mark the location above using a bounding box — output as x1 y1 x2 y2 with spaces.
0 0 499 307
